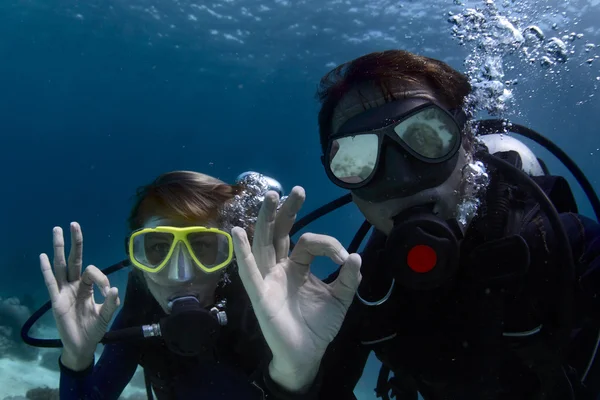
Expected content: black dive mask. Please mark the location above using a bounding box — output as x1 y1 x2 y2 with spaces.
323 98 467 202
384 206 464 291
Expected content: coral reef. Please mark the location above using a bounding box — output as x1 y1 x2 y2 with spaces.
39 349 61 372
0 297 39 361
25 387 59 400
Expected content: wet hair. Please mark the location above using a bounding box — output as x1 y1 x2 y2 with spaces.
316 50 472 152
128 171 242 231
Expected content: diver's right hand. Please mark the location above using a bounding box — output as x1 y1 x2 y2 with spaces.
39 222 120 371
232 188 362 393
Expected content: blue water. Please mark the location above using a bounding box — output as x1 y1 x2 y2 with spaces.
0 0 599 398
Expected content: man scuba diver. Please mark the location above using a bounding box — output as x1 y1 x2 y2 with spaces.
231 50 600 400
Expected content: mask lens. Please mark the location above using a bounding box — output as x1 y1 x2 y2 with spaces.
329 134 378 184
393 106 459 159
187 231 231 270
132 232 175 271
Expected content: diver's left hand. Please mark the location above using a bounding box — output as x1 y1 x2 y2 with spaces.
232 187 362 393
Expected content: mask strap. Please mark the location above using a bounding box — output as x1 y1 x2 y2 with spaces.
450 108 469 131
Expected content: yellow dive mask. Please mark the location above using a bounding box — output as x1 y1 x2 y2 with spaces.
127 226 233 274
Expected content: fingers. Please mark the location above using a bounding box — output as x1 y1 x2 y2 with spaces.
67 222 83 282
232 227 265 304
40 253 60 303
99 287 120 326
80 264 119 327
52 227 68 285
80 265 110 298
289 233 349 267
251 191 279 276
273 186 305 263
330 253 362 308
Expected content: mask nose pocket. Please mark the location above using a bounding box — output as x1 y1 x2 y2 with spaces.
167 242 195 282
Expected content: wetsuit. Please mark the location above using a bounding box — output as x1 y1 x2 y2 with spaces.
317 174 600 400
58 272 272 400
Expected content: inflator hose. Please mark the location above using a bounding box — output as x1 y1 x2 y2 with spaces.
477 151 575 357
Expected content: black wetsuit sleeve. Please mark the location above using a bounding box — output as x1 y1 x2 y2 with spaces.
316 297 370 400
256 363 324 400
59 310 140 400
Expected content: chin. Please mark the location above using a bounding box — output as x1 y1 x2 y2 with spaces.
351 198 393 235
352 190 459 236
352 193 424 235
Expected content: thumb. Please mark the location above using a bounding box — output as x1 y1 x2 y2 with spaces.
232 227 265 304
330 253 362 308
98 287 120 327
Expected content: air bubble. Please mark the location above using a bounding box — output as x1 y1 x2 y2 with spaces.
457 160 489 226
540 56 554 67
523 25 544 42
544 37 568 63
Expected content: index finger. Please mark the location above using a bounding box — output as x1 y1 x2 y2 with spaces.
52 227 67 284
40 253 60 303
67 222 83 282
251 191 279 276
273 186 305 263
289 233 349 267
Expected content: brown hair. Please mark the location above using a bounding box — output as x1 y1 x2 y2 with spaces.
128 171 241 231
316 50 472 151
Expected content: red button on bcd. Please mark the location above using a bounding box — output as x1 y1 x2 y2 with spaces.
407 245 437 273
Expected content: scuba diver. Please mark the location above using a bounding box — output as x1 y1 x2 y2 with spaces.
26 170 357 399
230 50 600 400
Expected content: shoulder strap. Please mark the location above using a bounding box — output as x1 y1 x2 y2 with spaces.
531 175 578 214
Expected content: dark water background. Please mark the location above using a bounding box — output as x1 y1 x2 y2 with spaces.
0 0 599 397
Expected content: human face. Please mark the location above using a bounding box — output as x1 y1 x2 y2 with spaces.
140 216 227 313
328 82 469 235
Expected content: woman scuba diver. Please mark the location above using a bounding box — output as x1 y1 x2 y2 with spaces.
38 170 278 399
